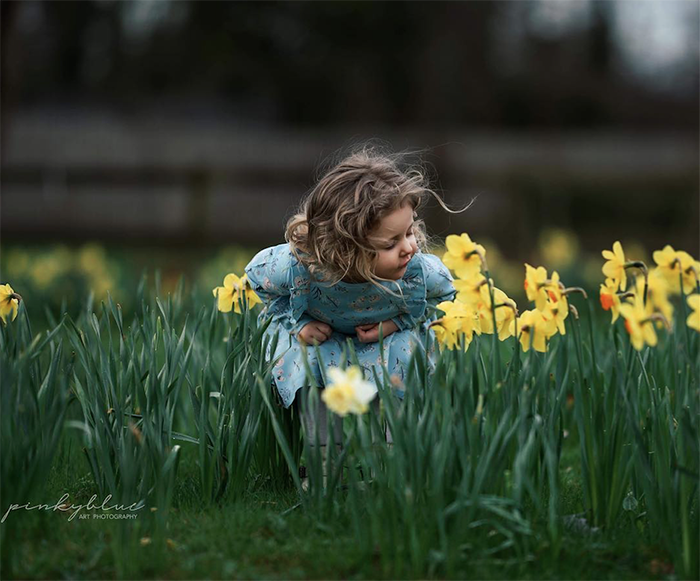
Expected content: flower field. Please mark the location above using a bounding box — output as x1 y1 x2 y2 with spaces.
1 234 698 580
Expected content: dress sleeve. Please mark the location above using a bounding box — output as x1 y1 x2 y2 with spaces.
245 244 314 335
391 253 456 331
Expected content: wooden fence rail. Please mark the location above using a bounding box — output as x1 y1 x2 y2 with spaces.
2 112 697 252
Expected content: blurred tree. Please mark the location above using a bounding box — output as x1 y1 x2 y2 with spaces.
589 0 613 75
1 0 20 146
0 0 697 130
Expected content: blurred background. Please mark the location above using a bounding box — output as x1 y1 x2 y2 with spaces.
1 0 698 317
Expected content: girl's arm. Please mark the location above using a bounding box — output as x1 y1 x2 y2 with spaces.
245 245 315 335
391 253 456 331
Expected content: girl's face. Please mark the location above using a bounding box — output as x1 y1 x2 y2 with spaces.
369 203 418 280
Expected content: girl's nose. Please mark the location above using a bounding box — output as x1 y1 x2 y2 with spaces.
401 237 415 255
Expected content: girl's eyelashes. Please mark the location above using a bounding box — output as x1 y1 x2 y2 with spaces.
384 230 414 250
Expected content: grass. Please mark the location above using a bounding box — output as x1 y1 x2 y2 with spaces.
8 430 672 580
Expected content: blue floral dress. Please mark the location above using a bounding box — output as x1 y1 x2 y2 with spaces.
245 243 456 408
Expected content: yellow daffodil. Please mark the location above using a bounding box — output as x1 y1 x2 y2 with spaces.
78 243 107 274
213 274 240 313
431 300 479 349
542 294 568 337
524 264 550 311
431 317 467 350
652 245 698 295
0 284 20 324
472 284 517 338
541 304 565 337
538 228 579 269
240 274 262 309
212 273 261 314
321 366 378 416
636 269 673 324
475 293 496 335
687 294 700 332
435 300 462 317
321 381 354 416
453 272 487 307
619 295 658 351
491 287 518 341
602 241 628 292
599 278 622 323
510 309 549 353
442 234 486 279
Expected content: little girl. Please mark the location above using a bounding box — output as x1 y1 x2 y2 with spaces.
245 145 456 413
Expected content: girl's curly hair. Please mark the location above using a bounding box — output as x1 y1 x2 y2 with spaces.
286 143 456 290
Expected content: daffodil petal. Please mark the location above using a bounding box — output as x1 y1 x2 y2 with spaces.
223 273 240 290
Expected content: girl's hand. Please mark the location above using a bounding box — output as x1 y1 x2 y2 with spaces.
355 320 399 343
297 320 333 345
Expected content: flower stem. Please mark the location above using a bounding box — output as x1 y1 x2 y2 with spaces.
562 287 588 300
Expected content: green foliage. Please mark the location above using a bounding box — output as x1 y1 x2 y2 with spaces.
1 271 698 579
264 291 698 579
0 304 70 577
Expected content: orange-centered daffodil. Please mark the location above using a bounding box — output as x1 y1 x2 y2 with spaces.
619 294 658 351
599 278 623 323
542 292 568 336
524 264 550 311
